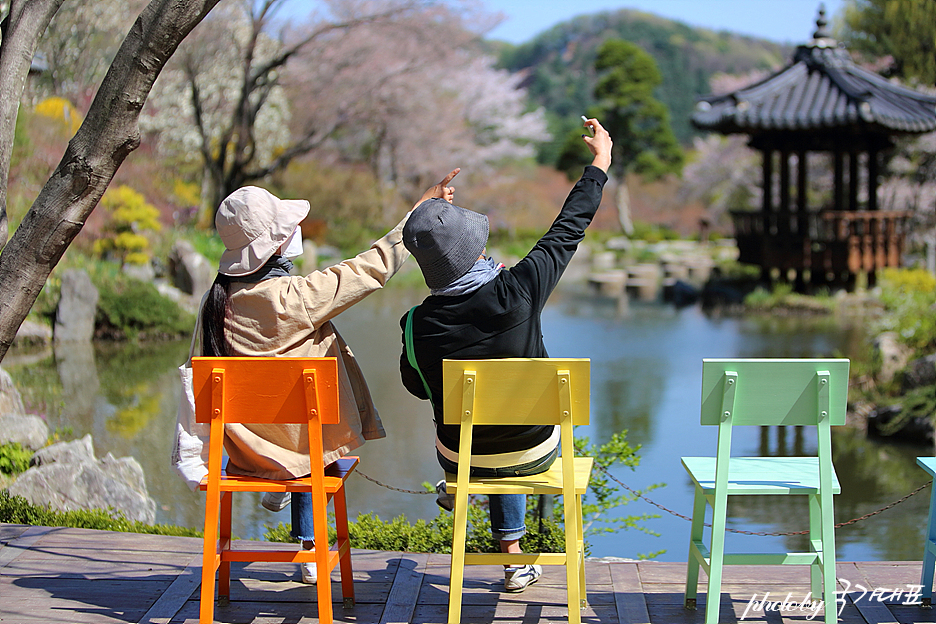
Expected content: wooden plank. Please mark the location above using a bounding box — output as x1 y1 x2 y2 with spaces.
170 600 386 623
611 562 651 624
0 576 164 623
888 605 936 623
0 525 56 569
411 602 618 623
380 552 429 624
844 560 902 624
0 523 30 542
138 554 201 624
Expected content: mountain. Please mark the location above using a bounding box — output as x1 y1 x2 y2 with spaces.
494 9 794 160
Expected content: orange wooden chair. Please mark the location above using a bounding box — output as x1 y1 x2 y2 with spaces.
192 356 356 624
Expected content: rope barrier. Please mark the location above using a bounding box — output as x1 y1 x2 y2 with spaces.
357 464 931 536
356 470 434 495
589 461 931 536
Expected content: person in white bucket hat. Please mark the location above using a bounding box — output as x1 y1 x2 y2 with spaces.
177 171 457 584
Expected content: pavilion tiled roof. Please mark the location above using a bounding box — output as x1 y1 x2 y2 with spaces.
692 39 936 137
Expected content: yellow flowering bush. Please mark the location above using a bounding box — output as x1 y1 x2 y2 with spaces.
34 97 83 134
93 186 162 265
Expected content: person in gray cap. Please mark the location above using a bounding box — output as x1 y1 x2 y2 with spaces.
174 170 457 585
400 118 612 592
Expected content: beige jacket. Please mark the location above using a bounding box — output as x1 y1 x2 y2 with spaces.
219 216 409 480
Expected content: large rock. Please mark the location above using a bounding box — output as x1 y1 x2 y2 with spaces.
122 261 155 283
54 269 99 343
9 434 156 524
874 332 912 384
0 366 26 415
903 354 936 391
12 319 52 349
168 239 215 298
0 367 48 450
0 414 49 451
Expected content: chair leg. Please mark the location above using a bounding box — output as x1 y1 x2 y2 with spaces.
819 492 837 624
922 481 936 606
315 531 334 624
563 493 582 624
218 491 233 604
576 494 587 610
200 489 220 624
705 490 729 624
334 485 355 607
448 485 470 624
684 486 706 610
809 493 821 599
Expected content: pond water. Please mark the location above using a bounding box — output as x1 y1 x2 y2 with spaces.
5 282 932 562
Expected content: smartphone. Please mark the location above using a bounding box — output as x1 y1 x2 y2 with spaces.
581 115 592 135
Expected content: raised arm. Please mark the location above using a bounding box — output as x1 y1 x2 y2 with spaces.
298 169 461 326
505 119 612 309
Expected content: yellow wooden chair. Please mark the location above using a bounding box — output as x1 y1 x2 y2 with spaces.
442 358 593 624
682 358 849 624
192 357 356 624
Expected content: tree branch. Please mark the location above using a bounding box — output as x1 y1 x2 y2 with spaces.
0 0 66 250
0 0 221 362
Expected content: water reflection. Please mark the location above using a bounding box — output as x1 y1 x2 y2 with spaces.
4 284 930 562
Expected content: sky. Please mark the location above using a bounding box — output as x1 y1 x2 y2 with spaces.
483 0 847 45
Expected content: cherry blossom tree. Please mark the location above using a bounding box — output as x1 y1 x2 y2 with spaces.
141 0 548 215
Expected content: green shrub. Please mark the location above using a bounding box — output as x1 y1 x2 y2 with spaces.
264 501 556 555
743 283 834 314
873 268 936 354
96 276 194 340
0 443 33 475
0 490 202 537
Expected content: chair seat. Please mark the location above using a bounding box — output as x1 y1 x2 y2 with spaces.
682 456 841 495
446 456 593 496
199 456 359 492
918 456 936 478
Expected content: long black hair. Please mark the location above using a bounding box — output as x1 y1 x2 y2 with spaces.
202 274 232 357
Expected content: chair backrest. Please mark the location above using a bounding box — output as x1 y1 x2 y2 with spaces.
192 357 340 425
442 358 590 426
700 358 849 427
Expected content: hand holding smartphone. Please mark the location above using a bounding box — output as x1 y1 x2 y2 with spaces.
581 115 593 135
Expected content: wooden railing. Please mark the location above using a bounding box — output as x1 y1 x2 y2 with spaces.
730 210 912 274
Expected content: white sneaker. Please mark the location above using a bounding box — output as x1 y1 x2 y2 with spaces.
261 491 290 512
504 564 542 592
301 561 318 584
435 480 454 511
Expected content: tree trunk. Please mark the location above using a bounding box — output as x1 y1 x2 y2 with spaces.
0 0 67 249
0 0 221 362
614 174 634 236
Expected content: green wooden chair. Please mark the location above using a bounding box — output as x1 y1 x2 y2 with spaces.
682 358 849 624
916 456 936 606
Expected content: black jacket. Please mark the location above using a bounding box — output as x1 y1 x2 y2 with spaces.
400 166 608 458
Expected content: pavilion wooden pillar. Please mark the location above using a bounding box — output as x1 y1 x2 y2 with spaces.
761 149 774 282
833 151 844 211
796 151 809 290
867 149 881 287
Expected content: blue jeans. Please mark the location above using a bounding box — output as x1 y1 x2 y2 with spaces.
290 491 315 542
437 446 558 542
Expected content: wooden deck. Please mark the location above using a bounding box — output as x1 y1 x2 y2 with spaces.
1 523 932 623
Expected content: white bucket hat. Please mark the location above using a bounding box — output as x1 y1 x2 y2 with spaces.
215 186 310 276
